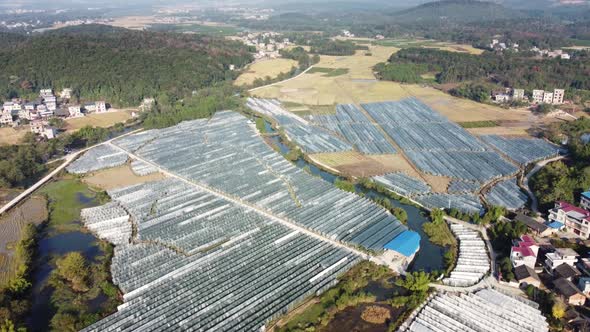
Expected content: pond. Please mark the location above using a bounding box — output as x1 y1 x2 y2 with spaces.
27 191 105 331
263 120 445 272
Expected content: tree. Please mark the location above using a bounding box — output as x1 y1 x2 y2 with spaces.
48 117 66 130
395 271 431 293
552 299 566 319
56 252 89 292
430 208 445 224
50 312 78 332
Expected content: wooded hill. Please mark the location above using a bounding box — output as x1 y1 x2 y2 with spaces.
388 0 523 23
0 25 253 107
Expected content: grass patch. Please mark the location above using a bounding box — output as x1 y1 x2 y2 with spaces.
40 177 100 233
423 220 456 247
255 117 266 134
307 67 349 77
458 120 500 128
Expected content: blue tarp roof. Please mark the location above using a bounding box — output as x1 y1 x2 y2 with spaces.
547 221 565 229
383 230 421 257
582 191 590 199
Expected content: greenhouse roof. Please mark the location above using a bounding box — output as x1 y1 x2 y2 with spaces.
384 230 421 257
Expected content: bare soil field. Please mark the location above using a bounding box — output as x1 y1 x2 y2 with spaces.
0 127 27 145
0 189 22 207
83 164 166 190
0 196 48 286
65 110 133 132
235 59 298 86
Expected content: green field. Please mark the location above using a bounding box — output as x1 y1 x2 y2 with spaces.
307 67 350 77
458 120 500 128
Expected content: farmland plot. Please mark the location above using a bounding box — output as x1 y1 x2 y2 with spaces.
479 135 561 165
484 178 528 210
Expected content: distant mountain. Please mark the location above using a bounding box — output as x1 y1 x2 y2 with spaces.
389 0 525 23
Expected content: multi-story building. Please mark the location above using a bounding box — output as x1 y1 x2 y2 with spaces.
60 88 72 99
553 89 565 105
84 102 97 113
543 92 554 104
37 105 53 118
95 101 107 113
510 235 539 268
532 89 545 103
0 112 13 125
512 89 525 100
581 192 590 210
545 248 579 273
550 201 590 239
68 105 83 117
39 89 53 98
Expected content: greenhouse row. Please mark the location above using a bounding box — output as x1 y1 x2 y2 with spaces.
442 224 489 287
400 288 548 332
484 178 528 211
414 194 483 215
480 135 561 165
406 150 518 182
80 202 131 246
83 219 362 331
310 104 397 154
447 180 482 194
112 111 417 253
66 144 128 174
372 172 431 197
361 98 448 124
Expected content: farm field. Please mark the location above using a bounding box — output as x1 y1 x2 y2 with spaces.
235 58 298 86
65 110 133 132
83 164 166 190
0 196 47 286
0 127 27 145
251 44 533 124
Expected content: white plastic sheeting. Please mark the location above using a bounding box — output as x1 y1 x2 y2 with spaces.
66 144 128 174
442 224 489 287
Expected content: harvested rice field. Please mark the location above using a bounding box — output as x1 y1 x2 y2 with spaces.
65 110 133 132
235 58 298 86
0 196 48 286
0 127 27 145
82 164 166 190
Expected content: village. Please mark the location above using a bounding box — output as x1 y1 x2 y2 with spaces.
0 88 113 139
234 31 293 60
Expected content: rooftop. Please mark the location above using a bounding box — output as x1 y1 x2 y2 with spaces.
581 191 590 200
515 264 540 282
553 263 581 280
515 213 548 233
554 278 583 298
384 230 421 257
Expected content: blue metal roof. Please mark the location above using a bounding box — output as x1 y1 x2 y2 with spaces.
582 191 590 199
383 230 421 257
547 221 564 229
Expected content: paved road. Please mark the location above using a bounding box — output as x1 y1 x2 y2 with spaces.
107 142 383 266
522 155 565 214
0 129 143 216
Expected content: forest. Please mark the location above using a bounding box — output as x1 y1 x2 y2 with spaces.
375 47 590 102
0 25 253 108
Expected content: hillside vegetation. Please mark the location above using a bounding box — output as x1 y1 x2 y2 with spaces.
0 25 253 107
388 0 523 23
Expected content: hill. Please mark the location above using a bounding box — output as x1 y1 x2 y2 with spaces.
389 0 525 23
0 25 253 107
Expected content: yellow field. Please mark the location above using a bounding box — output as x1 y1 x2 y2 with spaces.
0 127 26 145
235 59 299 86
83 164 166 190
251 43 533 123
65 110 133 132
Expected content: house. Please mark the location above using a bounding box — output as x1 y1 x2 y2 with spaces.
578 277 590 296
54 107 70 118
561 53 571 60
0 112 13 125
553 263 581 281
492 92 511 103
39 89 53 98
68 105 83 117
515 213 554 237
30 121 56 139
546 248 579 273
24 102 36 111
2 101 15 113
37 105 53 118
44 95 56 103
581 192 590 210
553 89 565 105
554 278 586 306
514 264 542 288
95 101 107 113
543 92 554 104
549 202 590 239
46 102 57 111
84 102 97 113
532 90 545 104
60 88 72 99
512 89 525 100
511 235 539 268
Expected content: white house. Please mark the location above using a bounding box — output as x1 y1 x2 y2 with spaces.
532 90 545 104
68 105 83 117
95 101 107 113
553 89 565 105
60 88 72 99
510 235 539 268
39 89 53 98
0 112 13 125
84 102 97 113
543 92 554 104
545 248 579 273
